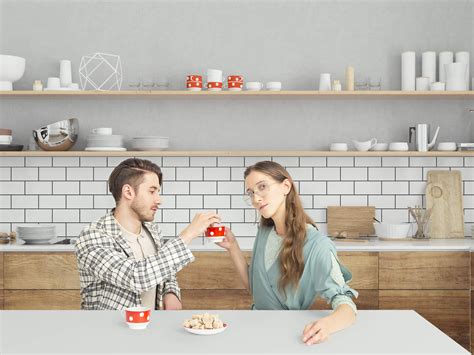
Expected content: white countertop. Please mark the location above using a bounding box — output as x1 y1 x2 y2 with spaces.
1 237 473 252
0 310 468 354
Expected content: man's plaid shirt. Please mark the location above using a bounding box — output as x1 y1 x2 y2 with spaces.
74 210 195 310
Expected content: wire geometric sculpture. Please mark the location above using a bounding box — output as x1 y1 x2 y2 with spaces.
79 53 122 91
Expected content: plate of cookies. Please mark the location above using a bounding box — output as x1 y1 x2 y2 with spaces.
183 313 228 335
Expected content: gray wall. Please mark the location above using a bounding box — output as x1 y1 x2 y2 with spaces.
1 0 473 150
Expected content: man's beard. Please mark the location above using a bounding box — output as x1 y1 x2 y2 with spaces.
131 200 154 222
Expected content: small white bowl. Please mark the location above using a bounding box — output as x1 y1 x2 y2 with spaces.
371 143 388 151
353 138 377 152
330 143 348 151
389 142 409 151
374 223 412 239
436 142 457 151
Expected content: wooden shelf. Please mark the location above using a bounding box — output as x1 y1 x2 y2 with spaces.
1 150 473 157
1 90 473 98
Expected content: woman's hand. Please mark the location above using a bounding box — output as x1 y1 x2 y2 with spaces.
302 317 332 345
216 227 238 251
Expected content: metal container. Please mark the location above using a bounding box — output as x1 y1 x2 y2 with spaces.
33 118 79 151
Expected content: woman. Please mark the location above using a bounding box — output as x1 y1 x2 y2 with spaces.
217 161 358 345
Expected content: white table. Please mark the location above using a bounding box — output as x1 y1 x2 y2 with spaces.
0 310 469 354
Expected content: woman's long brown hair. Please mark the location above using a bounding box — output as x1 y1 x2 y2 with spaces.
244 161 316 296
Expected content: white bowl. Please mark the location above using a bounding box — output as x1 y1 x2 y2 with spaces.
437 142 457 151
389 142 409 151
0 55 26 91
373 223 411 239
371 143 388 151
330 143 348 151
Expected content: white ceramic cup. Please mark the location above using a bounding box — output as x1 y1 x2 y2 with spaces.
430 82 445 91
91 127 113 135
437 142 457 151
207 69 224 83
246 82 264 91
47 77 61 90
329 143 348 151
266 82 282 91
319 73 331 91
415 77 430 91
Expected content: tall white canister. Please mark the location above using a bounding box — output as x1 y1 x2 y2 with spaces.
438 51 453 83
401 51 416 91
422 51 436 84
455 51 470 90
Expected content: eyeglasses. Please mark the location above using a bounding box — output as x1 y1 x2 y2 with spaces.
244 181 277 206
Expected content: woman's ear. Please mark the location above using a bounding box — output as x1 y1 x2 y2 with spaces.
282 179 292 196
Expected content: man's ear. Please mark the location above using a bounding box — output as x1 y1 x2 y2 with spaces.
121 184 135 201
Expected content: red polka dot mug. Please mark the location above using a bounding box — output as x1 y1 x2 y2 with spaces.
124 306 151 330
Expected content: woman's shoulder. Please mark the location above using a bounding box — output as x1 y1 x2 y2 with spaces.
304 225 336 256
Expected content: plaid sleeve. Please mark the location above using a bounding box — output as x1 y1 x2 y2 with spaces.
163 275 182 301
75 227 195 293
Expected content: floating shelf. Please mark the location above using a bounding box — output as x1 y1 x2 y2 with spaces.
0 151 473 157
0 90 473 98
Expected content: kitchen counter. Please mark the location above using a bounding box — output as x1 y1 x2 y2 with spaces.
0 310 469 355
1 237 474 252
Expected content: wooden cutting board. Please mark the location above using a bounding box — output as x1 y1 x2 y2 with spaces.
327 206 375 237
426 170 464 238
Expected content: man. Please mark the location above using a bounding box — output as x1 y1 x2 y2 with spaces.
75 158 220 310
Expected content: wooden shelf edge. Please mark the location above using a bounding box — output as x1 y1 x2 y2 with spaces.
1 150 473 157
1 90 473 97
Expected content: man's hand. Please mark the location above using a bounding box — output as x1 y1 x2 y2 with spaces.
163 293 182 310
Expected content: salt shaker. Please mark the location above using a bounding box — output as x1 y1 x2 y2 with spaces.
33 80 43 91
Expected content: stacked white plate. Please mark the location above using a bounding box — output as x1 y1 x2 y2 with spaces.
17 225 57 244
131 136 169 151
85 134 126 151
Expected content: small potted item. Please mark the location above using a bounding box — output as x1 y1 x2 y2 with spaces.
205 224 226 242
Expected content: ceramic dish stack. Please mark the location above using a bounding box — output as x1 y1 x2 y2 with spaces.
85 128 126 151
0 128 23 151
17 225 57 244
131 136 169 151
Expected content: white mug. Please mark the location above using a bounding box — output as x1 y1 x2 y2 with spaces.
207 69 224 82
92 127 112 135
47 77 61 90
246 82 264 91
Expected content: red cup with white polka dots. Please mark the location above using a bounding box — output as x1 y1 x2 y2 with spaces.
205 223 226 242
186 75 202 91
124 306 151 330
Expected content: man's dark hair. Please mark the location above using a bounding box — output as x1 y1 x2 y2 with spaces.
108 158 162 203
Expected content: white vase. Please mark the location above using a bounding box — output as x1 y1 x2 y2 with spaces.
455 51 470 90
319 73 331 91
422 51 436 83
438 51 453 83
401 51 416 91
59 60 72 88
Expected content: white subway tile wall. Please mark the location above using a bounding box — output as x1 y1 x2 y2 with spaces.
0 156 472 241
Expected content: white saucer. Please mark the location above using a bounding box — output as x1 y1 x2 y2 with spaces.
85 147 127 151
126 322 149 330
184 323 228 335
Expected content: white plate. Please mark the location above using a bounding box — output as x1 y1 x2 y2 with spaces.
85 147 127 151
19 238 54 245
184 323 228 335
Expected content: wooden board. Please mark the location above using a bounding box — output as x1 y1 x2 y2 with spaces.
426 170 464 238
327 206 375 237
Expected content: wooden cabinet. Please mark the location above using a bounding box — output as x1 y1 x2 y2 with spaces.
4 253 80 289
379 252 470 290
3 252 80 310
177 251 252 310
380 252 471 351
